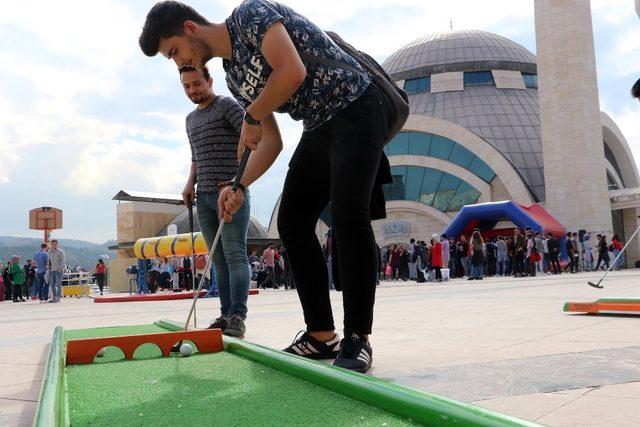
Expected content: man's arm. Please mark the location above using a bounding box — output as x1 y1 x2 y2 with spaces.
218 113 283 222
60 251 66 273
238 22 306 152
182 161 197 206
247 22 306 122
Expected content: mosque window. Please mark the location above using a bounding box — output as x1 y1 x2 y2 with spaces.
404 76 431 94
463 71 494 87
384 131 497 184
607 171 619 190
522 73 538 88
603 142 625 187
383 166 481 212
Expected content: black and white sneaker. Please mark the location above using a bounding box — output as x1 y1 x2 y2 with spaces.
206 316 229 332
283 331 340 360
332 333 373 373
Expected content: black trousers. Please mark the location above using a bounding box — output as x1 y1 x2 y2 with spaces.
147 270 158 293
182 270 193 290
96 273 105 293
515 251 525 274
13 284 22 300
549 252 561 273
278 84 388 336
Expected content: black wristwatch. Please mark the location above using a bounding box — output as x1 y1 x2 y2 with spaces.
244 111 261 126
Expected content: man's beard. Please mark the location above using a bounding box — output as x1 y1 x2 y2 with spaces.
191 36 214 69
190 96 205 105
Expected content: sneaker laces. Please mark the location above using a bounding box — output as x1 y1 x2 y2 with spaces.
290 330 312 353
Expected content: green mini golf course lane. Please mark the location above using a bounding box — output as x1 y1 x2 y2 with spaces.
63 325 414 426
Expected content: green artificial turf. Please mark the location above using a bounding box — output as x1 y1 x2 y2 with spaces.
64 325 414 426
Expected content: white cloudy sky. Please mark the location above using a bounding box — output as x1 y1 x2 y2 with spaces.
1 0 639 243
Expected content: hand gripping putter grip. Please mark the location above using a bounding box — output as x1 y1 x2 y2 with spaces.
183 147 252 330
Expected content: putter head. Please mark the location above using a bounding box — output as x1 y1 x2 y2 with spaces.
588 281 603 289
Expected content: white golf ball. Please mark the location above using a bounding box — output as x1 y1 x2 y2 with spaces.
180 343 193 356
96 348 106 357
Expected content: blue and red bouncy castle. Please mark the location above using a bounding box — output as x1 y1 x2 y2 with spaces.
443 201 568 260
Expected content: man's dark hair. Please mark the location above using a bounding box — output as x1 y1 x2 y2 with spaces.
50 239 58 244
409 238 415 244
441 233 447 239
139 1 210 57
41 243 48 248
180 65 211 81
632 77 640 99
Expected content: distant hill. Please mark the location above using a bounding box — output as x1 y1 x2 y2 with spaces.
0 236 117 270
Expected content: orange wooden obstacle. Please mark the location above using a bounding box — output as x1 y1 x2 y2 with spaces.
66 329 223 365
563 298 640 314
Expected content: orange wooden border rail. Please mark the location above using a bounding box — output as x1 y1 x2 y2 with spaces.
564 301 640 314
66 329 223 365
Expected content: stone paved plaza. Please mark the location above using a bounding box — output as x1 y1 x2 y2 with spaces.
1 269 640 426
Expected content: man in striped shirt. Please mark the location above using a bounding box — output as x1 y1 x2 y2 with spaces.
181 65 253 338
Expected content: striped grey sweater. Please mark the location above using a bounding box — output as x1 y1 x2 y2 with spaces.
186 95 244 193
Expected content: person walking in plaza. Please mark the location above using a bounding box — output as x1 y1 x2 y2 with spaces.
440 234 450 279
23 260 35 299
565 233 577 273
0 261 4 302
430 235 443 282
33 243 49 301
2 261 12 301
10 256 26 302
147 258 159 293
594 234 611 271
261 243 279 289
458 235 470 278
95 259 107 296
534 232 544 274
611 234 624 270
389 244 400 280
47 239 65 303
514 229 527 277
495 236 507 276
468 231 485 280
582 233 594 272
547 233 561 274
571 232 580 272
407 239 418 281
541 233 550 273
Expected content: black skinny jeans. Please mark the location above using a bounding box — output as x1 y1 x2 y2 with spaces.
278 84 388 336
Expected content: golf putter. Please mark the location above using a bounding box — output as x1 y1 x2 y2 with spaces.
588 222 640 289
183 147 252 330
188 203 197 327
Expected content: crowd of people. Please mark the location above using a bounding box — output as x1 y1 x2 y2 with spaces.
379 229 626 282
134 242 295 295
1 240 67 303
0 240 110 303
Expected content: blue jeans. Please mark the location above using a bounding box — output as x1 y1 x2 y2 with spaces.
136 259 149 294
496 255 507 276
613 249 623 269
197 190 250 319
470 263 484 279
33 272 47 300
50 271 63 300
206 265 218 296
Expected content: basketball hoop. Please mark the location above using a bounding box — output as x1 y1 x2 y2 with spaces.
29 207 63 243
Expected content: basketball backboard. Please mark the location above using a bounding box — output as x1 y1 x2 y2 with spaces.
29 207 63 231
